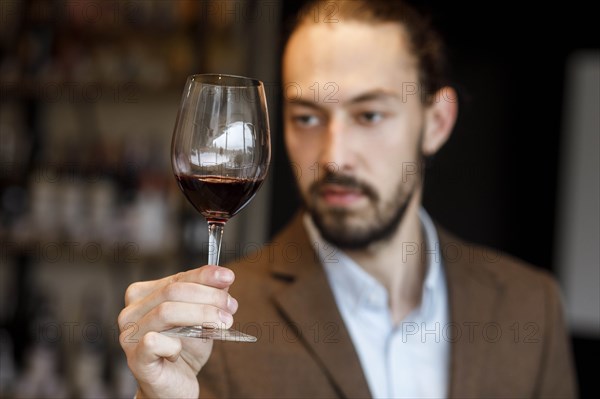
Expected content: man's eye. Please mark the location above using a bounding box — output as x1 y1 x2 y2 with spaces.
292 114 320 127
357 111 383 125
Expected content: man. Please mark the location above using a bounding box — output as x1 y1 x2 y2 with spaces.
118 1 577 397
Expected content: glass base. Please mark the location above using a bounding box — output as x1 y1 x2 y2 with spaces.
162 326 257 342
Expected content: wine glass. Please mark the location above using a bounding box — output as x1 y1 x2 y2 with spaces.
166 74 271 342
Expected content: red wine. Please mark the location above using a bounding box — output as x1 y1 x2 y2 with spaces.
175 175 264 222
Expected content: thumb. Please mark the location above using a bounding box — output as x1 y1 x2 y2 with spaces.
137 332 183 365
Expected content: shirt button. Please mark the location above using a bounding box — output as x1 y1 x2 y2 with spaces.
366 291 385 308
368 292 377 305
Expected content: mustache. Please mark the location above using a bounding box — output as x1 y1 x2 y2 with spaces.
309 172 379 202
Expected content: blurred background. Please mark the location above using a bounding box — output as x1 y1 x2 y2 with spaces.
0 0 597 397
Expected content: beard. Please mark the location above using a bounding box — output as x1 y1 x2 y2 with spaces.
304 164 421 250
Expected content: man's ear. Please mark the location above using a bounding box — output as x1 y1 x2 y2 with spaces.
421 86 458 156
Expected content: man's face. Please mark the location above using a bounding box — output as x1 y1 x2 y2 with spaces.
283 22 428 249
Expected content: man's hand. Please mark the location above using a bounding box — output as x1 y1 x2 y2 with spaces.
118 265 238 398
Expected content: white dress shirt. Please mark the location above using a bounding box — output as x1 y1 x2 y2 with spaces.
305 208 449 398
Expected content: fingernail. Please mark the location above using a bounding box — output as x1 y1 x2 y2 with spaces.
216 270 234 283
227 295 238 313
219 310 233 325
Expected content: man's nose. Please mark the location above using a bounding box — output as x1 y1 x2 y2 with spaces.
319 118 351 173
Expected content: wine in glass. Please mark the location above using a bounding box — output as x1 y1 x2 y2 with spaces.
166 74 270 342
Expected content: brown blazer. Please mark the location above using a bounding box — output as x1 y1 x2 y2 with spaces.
199 214 577 398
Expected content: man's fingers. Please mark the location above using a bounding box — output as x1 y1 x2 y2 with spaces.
125 265 235 306
118 282 238 333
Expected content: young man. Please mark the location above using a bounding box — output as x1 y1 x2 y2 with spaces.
118 1 577 397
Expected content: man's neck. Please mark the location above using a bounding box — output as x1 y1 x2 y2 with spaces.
345 195 426 325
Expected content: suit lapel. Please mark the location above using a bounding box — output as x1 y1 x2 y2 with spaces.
439 228 504 398
269 213 372 399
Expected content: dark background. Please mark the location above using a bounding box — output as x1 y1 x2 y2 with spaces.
271 1 599 396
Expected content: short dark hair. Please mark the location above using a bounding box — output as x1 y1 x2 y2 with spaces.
285 0 448 104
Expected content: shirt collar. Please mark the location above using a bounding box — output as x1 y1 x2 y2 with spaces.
304 207 445 318
304 214 375 311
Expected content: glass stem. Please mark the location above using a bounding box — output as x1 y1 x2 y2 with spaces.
207 221 225 266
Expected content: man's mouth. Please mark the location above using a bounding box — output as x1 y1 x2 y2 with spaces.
318 184 365 206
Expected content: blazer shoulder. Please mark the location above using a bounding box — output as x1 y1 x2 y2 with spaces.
436 225 560 292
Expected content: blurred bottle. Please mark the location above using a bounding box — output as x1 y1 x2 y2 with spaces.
73 285 111 398
13 289 69 398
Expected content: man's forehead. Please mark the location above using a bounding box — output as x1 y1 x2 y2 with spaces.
282 21 419 99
